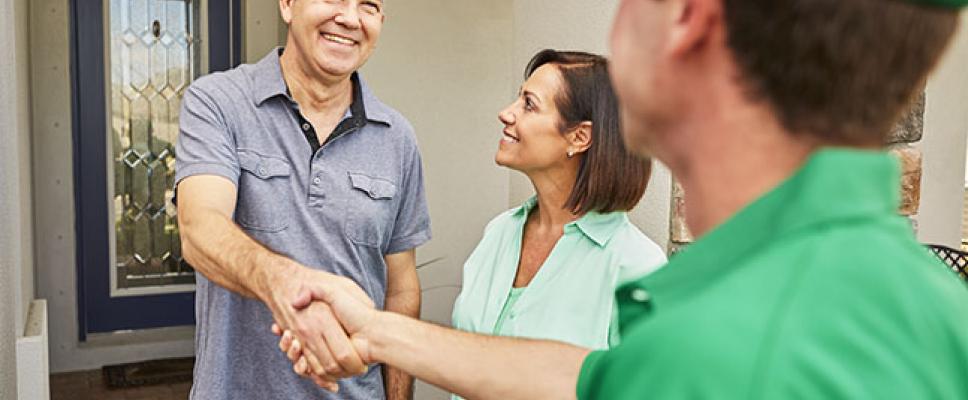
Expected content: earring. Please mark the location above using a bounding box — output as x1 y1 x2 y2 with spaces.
567 150 575 158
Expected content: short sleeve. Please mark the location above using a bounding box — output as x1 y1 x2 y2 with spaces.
384 144 431 254
174 82 241 196
617 235 668 285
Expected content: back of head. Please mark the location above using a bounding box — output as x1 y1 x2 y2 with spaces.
723 0 960 146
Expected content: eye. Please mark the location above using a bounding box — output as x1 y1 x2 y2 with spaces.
360 1 381 14
524 97 536 112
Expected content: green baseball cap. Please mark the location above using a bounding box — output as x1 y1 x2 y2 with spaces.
906 0 968 7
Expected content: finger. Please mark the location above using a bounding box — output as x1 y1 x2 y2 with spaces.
304 350 327 377
312 375 339 393
271 323 282 336
318 309 366 376
297 306 357 378
279 330 294 353
287 337 303 362
294 356 309 376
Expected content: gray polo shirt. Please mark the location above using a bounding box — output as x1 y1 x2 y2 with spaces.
175 48 431 400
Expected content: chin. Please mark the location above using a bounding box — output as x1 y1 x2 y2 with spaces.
494 153 519 169
314 55 359 76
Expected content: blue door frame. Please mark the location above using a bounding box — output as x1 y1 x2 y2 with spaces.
71 0 242 340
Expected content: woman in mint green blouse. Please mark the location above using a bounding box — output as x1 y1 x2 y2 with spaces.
452 50 667 360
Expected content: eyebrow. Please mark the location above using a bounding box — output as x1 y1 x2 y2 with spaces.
521 89 542 105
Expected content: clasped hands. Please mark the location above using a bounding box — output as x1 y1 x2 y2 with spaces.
264 265 382 393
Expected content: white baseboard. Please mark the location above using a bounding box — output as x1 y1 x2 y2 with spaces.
16 299 49 400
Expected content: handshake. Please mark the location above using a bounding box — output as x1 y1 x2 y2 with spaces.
263 267 383 393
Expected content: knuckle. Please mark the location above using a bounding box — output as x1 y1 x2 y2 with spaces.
335 351 354 365
324 362 341 375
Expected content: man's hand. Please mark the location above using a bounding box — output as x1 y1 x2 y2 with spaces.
259 260 376 387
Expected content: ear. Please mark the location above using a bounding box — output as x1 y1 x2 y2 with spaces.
667 0 720 58
279 0 295 25
568 121 594 155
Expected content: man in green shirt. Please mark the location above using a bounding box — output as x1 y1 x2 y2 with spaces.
273 0 968 398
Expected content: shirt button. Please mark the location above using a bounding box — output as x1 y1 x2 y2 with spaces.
257 167 267 176
302 123 311 131
630 288 650 303
312 177 321 185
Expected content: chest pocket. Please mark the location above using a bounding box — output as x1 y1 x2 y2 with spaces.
345 172 397 248
236 151 292 232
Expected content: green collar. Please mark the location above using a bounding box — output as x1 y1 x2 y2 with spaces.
512 196 628 247
625 148 901 302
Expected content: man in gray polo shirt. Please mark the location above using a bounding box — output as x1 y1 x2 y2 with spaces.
174 0 429 399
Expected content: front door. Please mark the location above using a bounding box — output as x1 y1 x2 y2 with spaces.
72 0 241 339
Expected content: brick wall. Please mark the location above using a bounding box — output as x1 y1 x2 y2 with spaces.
669 92 927 252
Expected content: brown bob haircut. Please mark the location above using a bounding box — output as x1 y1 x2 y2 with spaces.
525 49 652 215
723 0 959 145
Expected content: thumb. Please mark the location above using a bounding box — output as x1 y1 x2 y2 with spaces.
291 288 315 310
351 336 373 364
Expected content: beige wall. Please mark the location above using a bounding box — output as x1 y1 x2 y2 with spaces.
361 1 515 397
244 0 285 63
920 11 968 247
13 0 34 343
1 0 34 395
510 0 673 247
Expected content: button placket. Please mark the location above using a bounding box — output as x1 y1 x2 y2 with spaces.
307 161 327 206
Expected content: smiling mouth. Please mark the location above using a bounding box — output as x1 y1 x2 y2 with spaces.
502 130 519 144
321 32 357 46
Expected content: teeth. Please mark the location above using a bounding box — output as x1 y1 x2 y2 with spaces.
502 136 518 144
323 33 355 45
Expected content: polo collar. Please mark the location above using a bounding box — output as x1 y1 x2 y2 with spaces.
251 47 393 126
512 196 627 247
626 148 901 300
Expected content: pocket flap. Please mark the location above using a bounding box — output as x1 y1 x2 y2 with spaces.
239 151 291 179
348 172 396 200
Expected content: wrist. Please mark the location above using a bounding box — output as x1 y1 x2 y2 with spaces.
252 252 297 304
362 310 396 364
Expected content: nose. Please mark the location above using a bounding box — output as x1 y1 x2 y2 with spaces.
498 104 515 126
334 1 362 30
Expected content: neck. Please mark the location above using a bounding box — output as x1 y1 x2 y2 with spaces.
525 163 582 229
279 46 353 113
659 95 818 237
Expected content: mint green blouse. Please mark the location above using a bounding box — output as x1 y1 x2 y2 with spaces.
452 197 667 350
492 287 526 335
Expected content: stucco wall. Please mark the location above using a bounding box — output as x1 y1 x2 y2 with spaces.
510 0 673 248
361 1 515 398
920 11 968 247
1 0 34 396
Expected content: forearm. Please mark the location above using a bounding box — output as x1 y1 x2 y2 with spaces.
382 277 421 400
366 312 590 400
180 208 286 300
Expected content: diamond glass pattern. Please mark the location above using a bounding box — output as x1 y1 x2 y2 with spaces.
110 0 200 289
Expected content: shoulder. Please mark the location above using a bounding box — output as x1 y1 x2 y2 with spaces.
188 66 252 101
607 219 667 282
752 221 968 395
357 75 419 144
482 207 523 234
